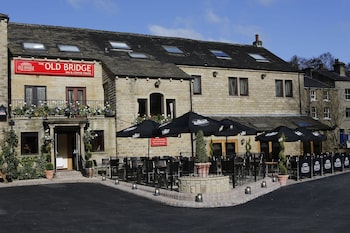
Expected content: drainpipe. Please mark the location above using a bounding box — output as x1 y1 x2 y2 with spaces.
298 72 302 115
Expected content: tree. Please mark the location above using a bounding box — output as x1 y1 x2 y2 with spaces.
289 52 336 70
0 129 19 179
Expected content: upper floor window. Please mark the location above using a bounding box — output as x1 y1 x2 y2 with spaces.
162 45 184 54
345 89 350 100
323 90 329 101
323 107 330 119
66 87 86 107
109 41 131 50
346 108 350 119
22 42 46 50
310 90 316 101
210 50 231 59
228 77 249 96
137 95 175 121
275 80 293 97
311 107 317 119
57 44 80 52
275 80 284 97
25 86 46 107
192 75 202 95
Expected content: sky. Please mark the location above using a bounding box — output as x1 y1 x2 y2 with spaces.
2 0 350 63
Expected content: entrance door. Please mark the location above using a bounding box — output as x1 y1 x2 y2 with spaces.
55 127 80 170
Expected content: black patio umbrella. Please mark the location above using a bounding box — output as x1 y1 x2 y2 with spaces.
116 119 160 138
116 120 161 157
255 126 301 142
159 111 223 137
294 127 327 142
214 119 257 136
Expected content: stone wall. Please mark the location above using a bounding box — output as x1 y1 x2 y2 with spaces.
178 175 230 194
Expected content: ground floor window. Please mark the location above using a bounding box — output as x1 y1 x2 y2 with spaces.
21 132 39 155
90 130 104 152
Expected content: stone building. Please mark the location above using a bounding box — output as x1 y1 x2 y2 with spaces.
0 13 330 173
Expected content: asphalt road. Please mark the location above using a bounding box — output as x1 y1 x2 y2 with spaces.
0 173 350 233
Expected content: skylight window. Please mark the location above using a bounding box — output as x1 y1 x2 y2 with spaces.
128 52 148 59
210 50 231 59
109 41 131 50
162 45 184 54
249 53 269 62
22 42 46 50
57 44 80 52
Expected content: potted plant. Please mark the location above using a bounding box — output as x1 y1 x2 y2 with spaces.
194 130 211 177
45 162 54 180
277 133 289 186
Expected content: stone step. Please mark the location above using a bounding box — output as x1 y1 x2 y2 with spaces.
55 170 84 179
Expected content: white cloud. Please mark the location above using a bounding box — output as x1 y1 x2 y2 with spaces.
148 25 204 40
205 9 221 24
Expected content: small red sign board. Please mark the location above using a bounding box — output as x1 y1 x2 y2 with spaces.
14 59 94 77
150 137 167 147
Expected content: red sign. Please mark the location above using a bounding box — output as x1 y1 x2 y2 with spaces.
150 137 168 147
14 59 94 77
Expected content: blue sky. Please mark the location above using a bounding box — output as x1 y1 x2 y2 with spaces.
2 0 350 63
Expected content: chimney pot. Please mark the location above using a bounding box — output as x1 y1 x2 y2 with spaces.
253 34 262 47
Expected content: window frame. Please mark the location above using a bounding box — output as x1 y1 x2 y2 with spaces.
310 90 316 101
275 80 284 97
323 107 330 119
192 75 202 95
21 132 39 155
25 85 47 107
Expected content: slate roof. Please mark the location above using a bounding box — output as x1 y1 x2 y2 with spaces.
7 23 298 79
304 76 334 88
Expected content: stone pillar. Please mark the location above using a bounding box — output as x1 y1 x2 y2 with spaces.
0 14 9 130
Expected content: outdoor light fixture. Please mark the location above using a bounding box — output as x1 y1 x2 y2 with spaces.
240 139 245 145
115 179 119 185
245 186 252 194
195 193 203 202
132 182 137 190
261 180 267 188
261 74 266 79
212 71 218 77
102 174 106 181
272 176 277 182
154 79 161 88
154 187 160 196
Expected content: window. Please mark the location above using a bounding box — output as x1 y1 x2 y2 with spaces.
166 99 176 119
138 99 147 117
162 45 183 54
128 52 148 59
323 90 329 101
285 80 293 97
346 108 350 119
323 107 330 119
192 75 202 95
25 86 46 107
345 89 350 100
248 53 269 62
210 50 231 59
310 90 316 101
66 87 86 106
311 107 317 119
90 130 104 152
109 41 131 50
150 93 164 116
229 77 248 96
22 42 46 50
21 132 39 155
275 80 284 97
239 78 249 96
57 44 80 52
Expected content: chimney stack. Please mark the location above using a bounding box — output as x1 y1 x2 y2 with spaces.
253 34 262 47
333 59 345 76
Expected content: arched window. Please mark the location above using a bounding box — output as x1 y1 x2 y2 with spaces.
150 93 164 116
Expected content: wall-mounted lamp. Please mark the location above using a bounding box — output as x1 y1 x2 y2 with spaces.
212 71 218 77
261 74 266 79
154 80 161 88
195 193 203 202
240 138 245 145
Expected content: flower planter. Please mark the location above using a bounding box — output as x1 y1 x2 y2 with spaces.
45 170 54 180
195 162 211 177
277 174 289 186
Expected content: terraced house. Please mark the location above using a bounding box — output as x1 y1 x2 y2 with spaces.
0 13 329 173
